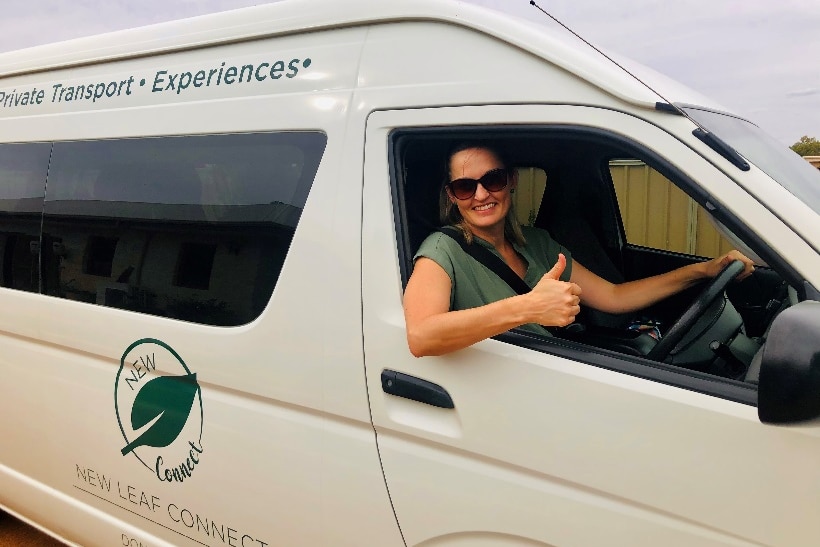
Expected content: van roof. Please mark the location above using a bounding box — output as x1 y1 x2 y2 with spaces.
0 0 727 113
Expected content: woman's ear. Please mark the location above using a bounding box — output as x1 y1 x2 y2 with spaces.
509 168 519 192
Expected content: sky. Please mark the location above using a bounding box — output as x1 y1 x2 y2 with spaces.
1 0 818 147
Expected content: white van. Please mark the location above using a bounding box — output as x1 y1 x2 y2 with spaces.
1 0 819 545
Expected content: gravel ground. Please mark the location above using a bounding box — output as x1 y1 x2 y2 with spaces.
0 512 66 546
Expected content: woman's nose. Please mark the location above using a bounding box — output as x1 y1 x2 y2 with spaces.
474 182 490 200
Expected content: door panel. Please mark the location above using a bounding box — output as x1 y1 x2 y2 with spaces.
362 105 820 546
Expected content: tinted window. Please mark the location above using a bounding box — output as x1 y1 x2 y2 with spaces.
42 132 326 326
0 143 51 293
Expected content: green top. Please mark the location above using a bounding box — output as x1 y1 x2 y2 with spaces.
414 225 572 336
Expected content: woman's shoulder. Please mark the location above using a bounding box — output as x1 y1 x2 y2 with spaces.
414 229 463 281
420 226 478 249
415 229 463 260
417 230 452 251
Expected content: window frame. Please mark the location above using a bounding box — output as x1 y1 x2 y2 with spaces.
388 123 808 406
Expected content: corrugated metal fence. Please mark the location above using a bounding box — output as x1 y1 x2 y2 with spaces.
610 160 732 257
514 161 732 258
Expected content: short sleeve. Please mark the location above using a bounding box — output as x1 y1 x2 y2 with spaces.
414 232 457 283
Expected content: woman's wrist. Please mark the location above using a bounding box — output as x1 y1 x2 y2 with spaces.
696 260 713 280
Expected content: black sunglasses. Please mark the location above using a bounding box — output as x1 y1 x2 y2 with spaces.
446 168 509 200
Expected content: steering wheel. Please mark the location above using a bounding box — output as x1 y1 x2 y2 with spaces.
646 260 745 362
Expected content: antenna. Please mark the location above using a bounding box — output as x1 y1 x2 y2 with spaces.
527 1 749 170
527 0 682 115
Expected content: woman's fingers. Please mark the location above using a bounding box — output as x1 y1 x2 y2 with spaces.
529 274 582 326
713 250 755 280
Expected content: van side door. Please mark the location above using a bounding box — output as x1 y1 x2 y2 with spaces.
362 104 820 547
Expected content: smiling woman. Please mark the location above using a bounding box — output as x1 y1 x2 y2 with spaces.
402 141 754 357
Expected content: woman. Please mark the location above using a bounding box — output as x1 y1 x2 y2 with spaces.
403 143 755 357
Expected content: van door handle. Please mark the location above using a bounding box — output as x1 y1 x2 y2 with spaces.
381 370 454 409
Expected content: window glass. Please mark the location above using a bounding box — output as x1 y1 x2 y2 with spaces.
512 167 547 227
0 143 51 293
681 106 820 213
610 159 733 257
42 132 326 326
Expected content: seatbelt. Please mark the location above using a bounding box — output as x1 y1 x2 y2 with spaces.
436 226 585 336
437 226 531 295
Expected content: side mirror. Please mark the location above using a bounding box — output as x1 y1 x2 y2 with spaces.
758 300 820 424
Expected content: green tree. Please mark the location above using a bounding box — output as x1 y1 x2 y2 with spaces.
790 135 820 156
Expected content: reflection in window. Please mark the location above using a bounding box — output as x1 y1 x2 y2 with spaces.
175 242 217 290
0 143 51 293
84 236 118 277
41 132 326 326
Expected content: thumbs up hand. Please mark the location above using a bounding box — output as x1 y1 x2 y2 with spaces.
543 252 567 281
524 254 582 327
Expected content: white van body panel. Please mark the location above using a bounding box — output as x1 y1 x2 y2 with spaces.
0 0 818 546
0 17 406 547
362 105 820 546
0 0 668 110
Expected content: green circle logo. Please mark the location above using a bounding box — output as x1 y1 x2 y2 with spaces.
115 339 204 482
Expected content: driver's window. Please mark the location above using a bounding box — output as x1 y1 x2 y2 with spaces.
610 159 733 257
394 130 783 398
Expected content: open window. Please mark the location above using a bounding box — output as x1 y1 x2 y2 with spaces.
391 126 802 389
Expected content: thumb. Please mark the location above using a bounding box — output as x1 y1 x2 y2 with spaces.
545 253 566 280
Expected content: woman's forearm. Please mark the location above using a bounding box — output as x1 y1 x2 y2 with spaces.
592 262 709 314
575 251 754 316
406 295 532 357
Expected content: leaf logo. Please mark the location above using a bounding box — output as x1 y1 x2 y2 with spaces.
115 338 204 481
121 373 200 456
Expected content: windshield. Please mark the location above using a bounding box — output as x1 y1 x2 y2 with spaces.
681 106 820 214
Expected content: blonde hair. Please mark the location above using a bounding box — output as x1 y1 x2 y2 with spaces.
440 144 526 246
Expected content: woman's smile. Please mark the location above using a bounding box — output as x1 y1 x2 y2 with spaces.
473 202 497 212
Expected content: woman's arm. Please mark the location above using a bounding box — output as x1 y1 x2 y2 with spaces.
404 254 581 357
571 250 755 315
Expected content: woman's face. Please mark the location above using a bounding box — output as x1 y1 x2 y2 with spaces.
447 147 516 234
